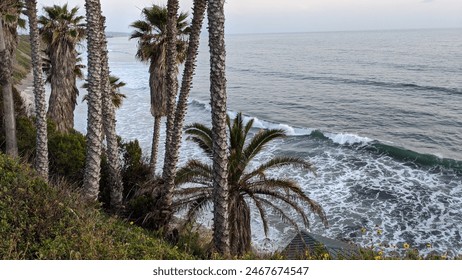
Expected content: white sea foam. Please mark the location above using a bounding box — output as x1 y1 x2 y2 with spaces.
325 132 372 145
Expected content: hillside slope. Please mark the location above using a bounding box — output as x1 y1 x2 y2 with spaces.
0 154 193 260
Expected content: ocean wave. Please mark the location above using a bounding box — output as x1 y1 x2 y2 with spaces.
335 79 462 95
363 142 462 172
189 99 312 136
188 98 461 171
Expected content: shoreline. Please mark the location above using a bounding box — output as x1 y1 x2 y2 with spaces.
16 71 35 116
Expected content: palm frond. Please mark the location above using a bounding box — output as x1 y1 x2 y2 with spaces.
173 185 213 197
129 4 189 64
82 75 126 109
249 181 328 227
184 123 213 157
172 192 211 211
181 197 212 229
257 196 303 234
175 160 213 186
244 190 269 237
243 129 286 164
243 156 316 182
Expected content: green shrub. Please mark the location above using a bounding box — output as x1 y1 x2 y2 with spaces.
120 139 151 200
48 127 86 184
16 115 37 161
0 154 194 260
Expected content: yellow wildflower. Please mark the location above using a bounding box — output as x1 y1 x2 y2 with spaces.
403 243 410 249
374 255 382 260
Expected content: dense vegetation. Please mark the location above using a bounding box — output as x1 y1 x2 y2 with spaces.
0 153 193 259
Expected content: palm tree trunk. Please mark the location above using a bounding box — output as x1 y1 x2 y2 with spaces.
26 0 48 181
0 13 18 158
148 49 166 177
229 196 251 256
150 116 162 176
162 0 207 212
155 0 180 230
47 44 77 133
99 15 123 210
208 0 230 256
83 0 104 201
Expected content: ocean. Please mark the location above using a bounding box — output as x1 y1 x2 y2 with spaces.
74 28 462 256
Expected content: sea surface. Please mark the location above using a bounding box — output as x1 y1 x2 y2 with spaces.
74 29 462 257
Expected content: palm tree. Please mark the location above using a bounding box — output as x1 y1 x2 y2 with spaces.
99 15 123 210
105 76 126 108
174 113 328 256
38 4 85 133
0 1 24 59
26 0 48 180
83 75 127 109
129 4 188 176
42 52 85 90
207 0 230 256
161 0 207 230
83 0 104 201
0 0 21 158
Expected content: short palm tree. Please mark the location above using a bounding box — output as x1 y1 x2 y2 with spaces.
38 4 85 133
129 4 189 175
173 113 328 256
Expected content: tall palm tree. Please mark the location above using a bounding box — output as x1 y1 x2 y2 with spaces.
26 0 48 181
99 15 123 210
174 113 328 256
83 0 104 201
129 4 188 176
159 0 181 229
161 0 207 230
38 4 85 133
207 0 230 256
0 0 21 158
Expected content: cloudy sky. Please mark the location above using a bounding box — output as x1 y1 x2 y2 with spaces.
37 0 462 34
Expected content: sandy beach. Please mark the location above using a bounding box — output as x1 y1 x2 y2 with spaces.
16 71 35 116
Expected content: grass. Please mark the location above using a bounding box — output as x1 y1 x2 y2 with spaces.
0 153 194 260
12 35 32 84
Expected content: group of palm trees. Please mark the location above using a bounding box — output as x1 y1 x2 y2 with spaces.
1 0 327 257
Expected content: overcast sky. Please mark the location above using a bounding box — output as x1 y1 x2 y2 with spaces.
37 0 462 34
